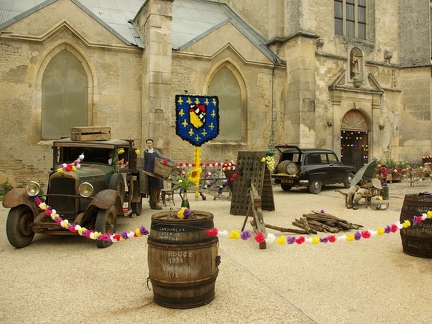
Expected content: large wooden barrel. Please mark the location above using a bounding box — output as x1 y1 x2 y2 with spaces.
148 211 219 308
399 194 432 258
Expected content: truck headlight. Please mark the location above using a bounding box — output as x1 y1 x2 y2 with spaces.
79 182 93 197
26 181 41 196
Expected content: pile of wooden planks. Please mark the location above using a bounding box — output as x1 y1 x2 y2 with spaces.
292 210 363 234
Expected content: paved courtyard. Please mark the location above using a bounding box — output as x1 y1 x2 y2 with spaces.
1 181 431 323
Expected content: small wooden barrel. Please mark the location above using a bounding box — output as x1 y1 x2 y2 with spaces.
399 194 432 258
276 160 290 173
276 160 298 174
148 211 219 308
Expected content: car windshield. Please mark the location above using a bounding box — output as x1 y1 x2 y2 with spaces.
56 146 113 165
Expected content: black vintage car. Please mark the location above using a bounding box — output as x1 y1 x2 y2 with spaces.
2 137 144 249
271 145 356 194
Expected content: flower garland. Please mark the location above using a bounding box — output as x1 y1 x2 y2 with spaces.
57 153 85 173
206 211 432 245
34 197 149 242
176 161 237 168
32 194 432 247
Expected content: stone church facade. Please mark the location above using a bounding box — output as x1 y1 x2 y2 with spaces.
0 0 431 186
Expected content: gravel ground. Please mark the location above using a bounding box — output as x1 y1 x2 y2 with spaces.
1 181 432 323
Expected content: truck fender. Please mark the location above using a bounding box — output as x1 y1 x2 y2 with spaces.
89 189 119 210
2 188 39 215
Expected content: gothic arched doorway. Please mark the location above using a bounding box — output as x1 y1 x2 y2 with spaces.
340 110 369 169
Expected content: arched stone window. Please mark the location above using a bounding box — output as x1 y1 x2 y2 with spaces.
208 66 243 141
42 49 88 139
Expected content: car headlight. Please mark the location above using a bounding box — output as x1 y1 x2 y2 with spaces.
26 181 41 196
79 182 94 197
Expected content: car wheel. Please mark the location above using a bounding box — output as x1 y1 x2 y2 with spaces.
281 184 292 191
309 179 322 194
95 206 117 248
109 173 126 204
344 172 355 188
6 205 35 248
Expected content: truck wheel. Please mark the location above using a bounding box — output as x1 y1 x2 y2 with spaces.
131 198 142 216
344 172 355 188
6 205 35 248
95 206 117 248
109 173 126 204
281 184 292 191
309 179 322 194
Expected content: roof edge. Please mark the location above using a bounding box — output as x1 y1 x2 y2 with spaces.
0 0 57 30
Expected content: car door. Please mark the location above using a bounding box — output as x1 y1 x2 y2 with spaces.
327 152 345 183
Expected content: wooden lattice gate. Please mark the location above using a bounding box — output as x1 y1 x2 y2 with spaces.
230 151 275 216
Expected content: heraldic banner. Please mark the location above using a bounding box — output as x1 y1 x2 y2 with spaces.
175 95 219 146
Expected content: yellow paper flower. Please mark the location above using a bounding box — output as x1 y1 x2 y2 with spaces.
57 168 64 173
135 149 141 155
276 236 286 245
177 207 187 219
378 196 383 201
427 211 432 218
346 234 354 241
228 230 240 239
94 232 101 239
402 220 411 228
117 148 125 155
377 228 385 235
261 157 266 162
312 236 320 244
135 228 142 236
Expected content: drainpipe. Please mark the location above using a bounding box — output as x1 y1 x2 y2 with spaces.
269 65 276 152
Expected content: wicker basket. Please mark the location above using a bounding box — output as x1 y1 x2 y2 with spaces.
154 157 175 178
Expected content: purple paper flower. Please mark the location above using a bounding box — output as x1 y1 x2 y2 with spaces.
241 231 251 240
140 226 149 235
287 236 296 244
320 237 329 243
384 225 391 234
354 231 361 240
120 230 128 239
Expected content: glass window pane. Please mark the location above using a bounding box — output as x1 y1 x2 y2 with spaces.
208 67 241 141
42 50 88 139
335 19 343 35
346 0 354 3
346 21 355 37
358 7 366 23
346 4 354 20
358 24 366 39
358 0 366 6
334 1 342 18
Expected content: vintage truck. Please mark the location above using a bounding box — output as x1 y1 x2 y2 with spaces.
2 130 145 248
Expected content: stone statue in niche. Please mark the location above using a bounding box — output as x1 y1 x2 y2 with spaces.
349 47 363 87
350 53 360 80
